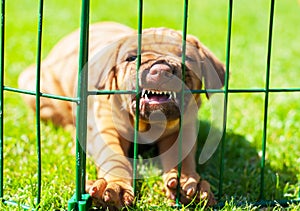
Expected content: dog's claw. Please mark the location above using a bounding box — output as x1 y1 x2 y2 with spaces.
186 187 195 197
87 178 107 199
163 171 216 206
123 192 134 206
89 186 97 196
200 191 208 200
103 190 112 202
86 179 134 209
198 180 217 206
168 178 178 189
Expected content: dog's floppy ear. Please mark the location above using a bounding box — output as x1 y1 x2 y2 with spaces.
88 44 119 91
201 45 225 88
189 36 226 98
88 37 131 91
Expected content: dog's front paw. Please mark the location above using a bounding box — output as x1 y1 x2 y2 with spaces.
86 178 134 209
163 170 216 206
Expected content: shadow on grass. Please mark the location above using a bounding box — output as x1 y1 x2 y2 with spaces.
196 120 299 206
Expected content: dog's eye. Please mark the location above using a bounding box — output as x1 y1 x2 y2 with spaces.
183 55 195 62
126 55 137 62
177 52 194 62
185 55 195 62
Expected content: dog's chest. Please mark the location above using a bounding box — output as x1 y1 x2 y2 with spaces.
136 119 180 144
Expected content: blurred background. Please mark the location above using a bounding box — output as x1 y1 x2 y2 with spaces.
1 0 299 210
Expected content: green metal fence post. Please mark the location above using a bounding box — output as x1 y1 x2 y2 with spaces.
68 0 91 210
132 0 143 196
218 0 233 200
174 0 189 207
0 0 5 200
260 0 275 201
34 0 44 207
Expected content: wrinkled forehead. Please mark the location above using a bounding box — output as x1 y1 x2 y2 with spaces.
119 30 199 59
142 27 183 45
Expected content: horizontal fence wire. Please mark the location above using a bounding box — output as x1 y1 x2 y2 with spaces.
3 87 300 98
2 200 35 211
0 0 299 210
3 86 80 102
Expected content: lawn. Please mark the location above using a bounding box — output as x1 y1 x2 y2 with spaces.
1 0 299 210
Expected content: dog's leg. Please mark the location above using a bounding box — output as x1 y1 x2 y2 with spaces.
86 136 134 209
162 154 216 206
159 124 216 206
86 133 134 208
85 96 134 208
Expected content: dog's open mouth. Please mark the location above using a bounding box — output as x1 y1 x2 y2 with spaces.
140 89 177 104
132 89 181 121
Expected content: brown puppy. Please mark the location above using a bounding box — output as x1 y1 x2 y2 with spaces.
18 22 225 209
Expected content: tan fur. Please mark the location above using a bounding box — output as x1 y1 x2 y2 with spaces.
18 22 225 209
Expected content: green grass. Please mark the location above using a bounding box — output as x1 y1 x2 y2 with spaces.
1 0 300 210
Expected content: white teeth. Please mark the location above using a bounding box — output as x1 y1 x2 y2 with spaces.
141 89 177 100
173 92 177 99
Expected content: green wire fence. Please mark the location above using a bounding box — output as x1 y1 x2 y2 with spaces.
0 0 299 210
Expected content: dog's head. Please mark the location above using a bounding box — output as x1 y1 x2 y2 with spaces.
89 27 225 123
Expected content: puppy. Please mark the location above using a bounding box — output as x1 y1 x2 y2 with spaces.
18 22 225 209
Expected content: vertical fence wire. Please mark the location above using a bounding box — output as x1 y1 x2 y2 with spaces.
75 0 90 202
133 0 143 195
0 0 5 200
260 0 275 200
34 0 44 207
218 0 233 200
175 0 189 207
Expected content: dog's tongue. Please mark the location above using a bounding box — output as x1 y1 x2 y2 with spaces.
148 95 169 102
